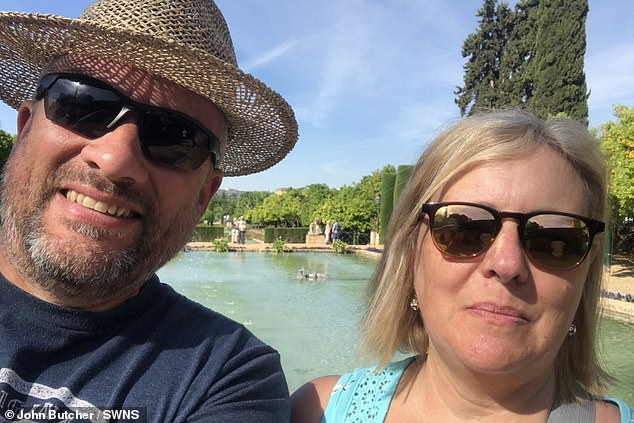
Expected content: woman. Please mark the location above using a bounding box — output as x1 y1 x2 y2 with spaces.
292 110 632 422
325 220 333 244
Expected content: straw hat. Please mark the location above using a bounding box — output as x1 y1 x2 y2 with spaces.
0 0 298 176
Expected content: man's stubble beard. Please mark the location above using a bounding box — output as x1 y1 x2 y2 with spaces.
0 158 200 306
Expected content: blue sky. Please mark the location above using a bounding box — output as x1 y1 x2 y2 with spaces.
0 1 632 192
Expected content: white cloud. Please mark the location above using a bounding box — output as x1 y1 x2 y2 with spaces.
242 39 302 70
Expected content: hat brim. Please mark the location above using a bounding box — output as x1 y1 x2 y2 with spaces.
0 12 298 176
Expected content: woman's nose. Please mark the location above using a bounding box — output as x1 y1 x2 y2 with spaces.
480 221 530 283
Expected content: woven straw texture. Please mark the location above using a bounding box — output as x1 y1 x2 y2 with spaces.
0 0 298 176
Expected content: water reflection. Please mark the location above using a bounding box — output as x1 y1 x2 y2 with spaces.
599 318 634 404
158 251 633 402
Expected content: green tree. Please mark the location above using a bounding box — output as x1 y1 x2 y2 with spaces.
234 165 395 234
500 0 539 107
599 105 634 221
250 192 302 227
0 129 15 169
234 191 269 218
204 190 235 224
455 0 514 115
457 0 588 122
531 0 589 124
319 185 374 233
298 184 334 225
319 166 394 233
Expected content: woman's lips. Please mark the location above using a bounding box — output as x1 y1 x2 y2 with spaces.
467 303 529 324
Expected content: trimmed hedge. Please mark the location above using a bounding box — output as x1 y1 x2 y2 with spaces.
376 165 413 245
264 227 308 243
379 172 396 244
393 165 413 209
192 225 226 242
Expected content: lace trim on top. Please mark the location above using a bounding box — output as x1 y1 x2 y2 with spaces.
323 357 413 422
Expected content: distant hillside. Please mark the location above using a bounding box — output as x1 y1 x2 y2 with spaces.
217 188 281 196
216 188 243 197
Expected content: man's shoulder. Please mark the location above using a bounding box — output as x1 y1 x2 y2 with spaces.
0 276 288 421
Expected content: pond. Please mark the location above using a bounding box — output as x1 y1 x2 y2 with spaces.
157 251 634 404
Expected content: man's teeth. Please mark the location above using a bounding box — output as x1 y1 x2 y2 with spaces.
65 190 133 217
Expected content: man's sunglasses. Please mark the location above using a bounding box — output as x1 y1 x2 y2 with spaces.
421 202 605 270
35 73 221 171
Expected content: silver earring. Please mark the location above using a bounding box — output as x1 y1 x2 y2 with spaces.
568 323 577 337
410 298 419 311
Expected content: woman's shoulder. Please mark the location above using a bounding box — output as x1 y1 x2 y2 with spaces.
597 397 633 422
291 375 341 423
291 357 416 423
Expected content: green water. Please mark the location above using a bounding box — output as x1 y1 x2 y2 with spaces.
158 251 633 403
599 318 634 404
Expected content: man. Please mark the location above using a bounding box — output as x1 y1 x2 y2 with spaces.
332 221 341 241
0 0 298 421
237 216 248 244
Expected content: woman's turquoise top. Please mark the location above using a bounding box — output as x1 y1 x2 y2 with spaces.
322 357 633 423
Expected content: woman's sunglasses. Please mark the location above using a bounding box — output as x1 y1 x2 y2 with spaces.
421 202 605 270
35 73 221 171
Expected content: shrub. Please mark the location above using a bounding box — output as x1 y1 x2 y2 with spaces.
272 238 291 254
332 240 348 254
212 237 229 252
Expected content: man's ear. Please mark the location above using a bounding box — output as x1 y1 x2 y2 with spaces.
198 168 223 217
16 101 35 141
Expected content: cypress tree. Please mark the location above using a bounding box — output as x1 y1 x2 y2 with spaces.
499 0 539 107
455 0 513 116
530 0 589 124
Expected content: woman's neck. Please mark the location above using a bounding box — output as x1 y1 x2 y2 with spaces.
386 354 556 422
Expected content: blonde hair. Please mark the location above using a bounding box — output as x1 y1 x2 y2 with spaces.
361 110 610 402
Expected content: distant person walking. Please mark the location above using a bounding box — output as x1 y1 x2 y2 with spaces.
332 221 341 241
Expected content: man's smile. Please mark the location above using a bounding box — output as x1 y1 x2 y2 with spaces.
64 189 136 218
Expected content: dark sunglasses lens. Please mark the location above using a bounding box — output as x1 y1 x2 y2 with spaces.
40 75 216 171
44 78 122 139
523 214 590 269
430 205 496 257
141 111 209 170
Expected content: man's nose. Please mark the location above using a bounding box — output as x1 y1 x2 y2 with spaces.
79 119 150 185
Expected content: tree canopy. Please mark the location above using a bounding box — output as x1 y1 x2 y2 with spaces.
600 105 634 218
455 0 513 115
0 129 14 169
531 0 589 123
456 0 588 123
205 165 396 234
